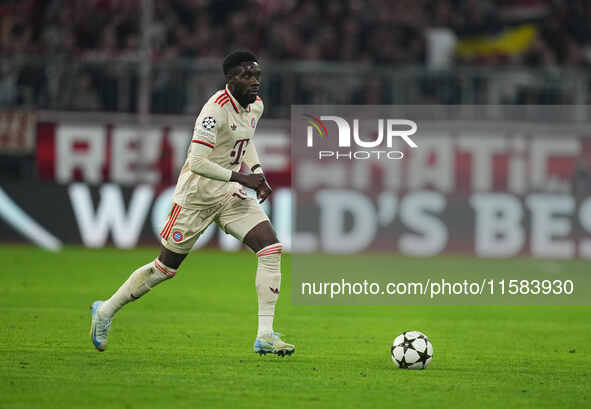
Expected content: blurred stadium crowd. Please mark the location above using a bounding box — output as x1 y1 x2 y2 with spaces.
1 0 591 113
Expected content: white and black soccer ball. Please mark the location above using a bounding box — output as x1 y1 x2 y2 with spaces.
391 330 433 370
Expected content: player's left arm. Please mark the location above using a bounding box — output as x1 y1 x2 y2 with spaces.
244 99 271 203
243 140 271 203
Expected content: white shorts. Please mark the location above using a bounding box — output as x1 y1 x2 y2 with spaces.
159 190 269 254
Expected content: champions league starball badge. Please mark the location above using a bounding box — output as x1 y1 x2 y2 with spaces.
202 116 216 130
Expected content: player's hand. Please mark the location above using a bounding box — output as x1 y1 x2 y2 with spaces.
256 178 272 204
230 172 266 190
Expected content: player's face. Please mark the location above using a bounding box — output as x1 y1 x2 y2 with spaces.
230 62 261 104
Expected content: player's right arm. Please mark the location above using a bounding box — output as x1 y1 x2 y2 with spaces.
189 106 232 181
190 101 265 189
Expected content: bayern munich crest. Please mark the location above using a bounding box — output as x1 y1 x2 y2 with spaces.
251 117 256 128
202 116 216 130
172 231 183 242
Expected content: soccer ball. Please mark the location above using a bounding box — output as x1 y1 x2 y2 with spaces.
391 330 433 369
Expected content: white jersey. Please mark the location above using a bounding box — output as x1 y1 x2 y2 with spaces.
172 86 264 208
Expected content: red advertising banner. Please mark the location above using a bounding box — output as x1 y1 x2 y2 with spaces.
35 118 291 187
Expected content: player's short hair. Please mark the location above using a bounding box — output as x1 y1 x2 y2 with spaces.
223 50 258 76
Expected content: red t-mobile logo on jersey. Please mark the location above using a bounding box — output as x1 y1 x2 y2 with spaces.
230 139 249 165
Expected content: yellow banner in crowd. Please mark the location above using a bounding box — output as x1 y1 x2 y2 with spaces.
456 24 537 57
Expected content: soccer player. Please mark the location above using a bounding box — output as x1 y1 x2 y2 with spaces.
90 51 294 357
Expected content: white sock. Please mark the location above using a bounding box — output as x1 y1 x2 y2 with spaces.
255 243 283 337
99 259 176 319
258 315 274 337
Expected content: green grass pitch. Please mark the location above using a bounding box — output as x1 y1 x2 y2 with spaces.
1 246 590 409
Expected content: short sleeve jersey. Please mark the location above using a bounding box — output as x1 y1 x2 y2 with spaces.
172 86 264 208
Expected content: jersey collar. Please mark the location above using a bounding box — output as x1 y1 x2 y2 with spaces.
224 85 251 113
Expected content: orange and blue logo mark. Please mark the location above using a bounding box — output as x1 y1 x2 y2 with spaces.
251 117 257 128
172 231 183 242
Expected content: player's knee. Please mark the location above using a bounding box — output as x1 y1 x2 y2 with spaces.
261 227 279 249
244 221 279 252
158 246 186 270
